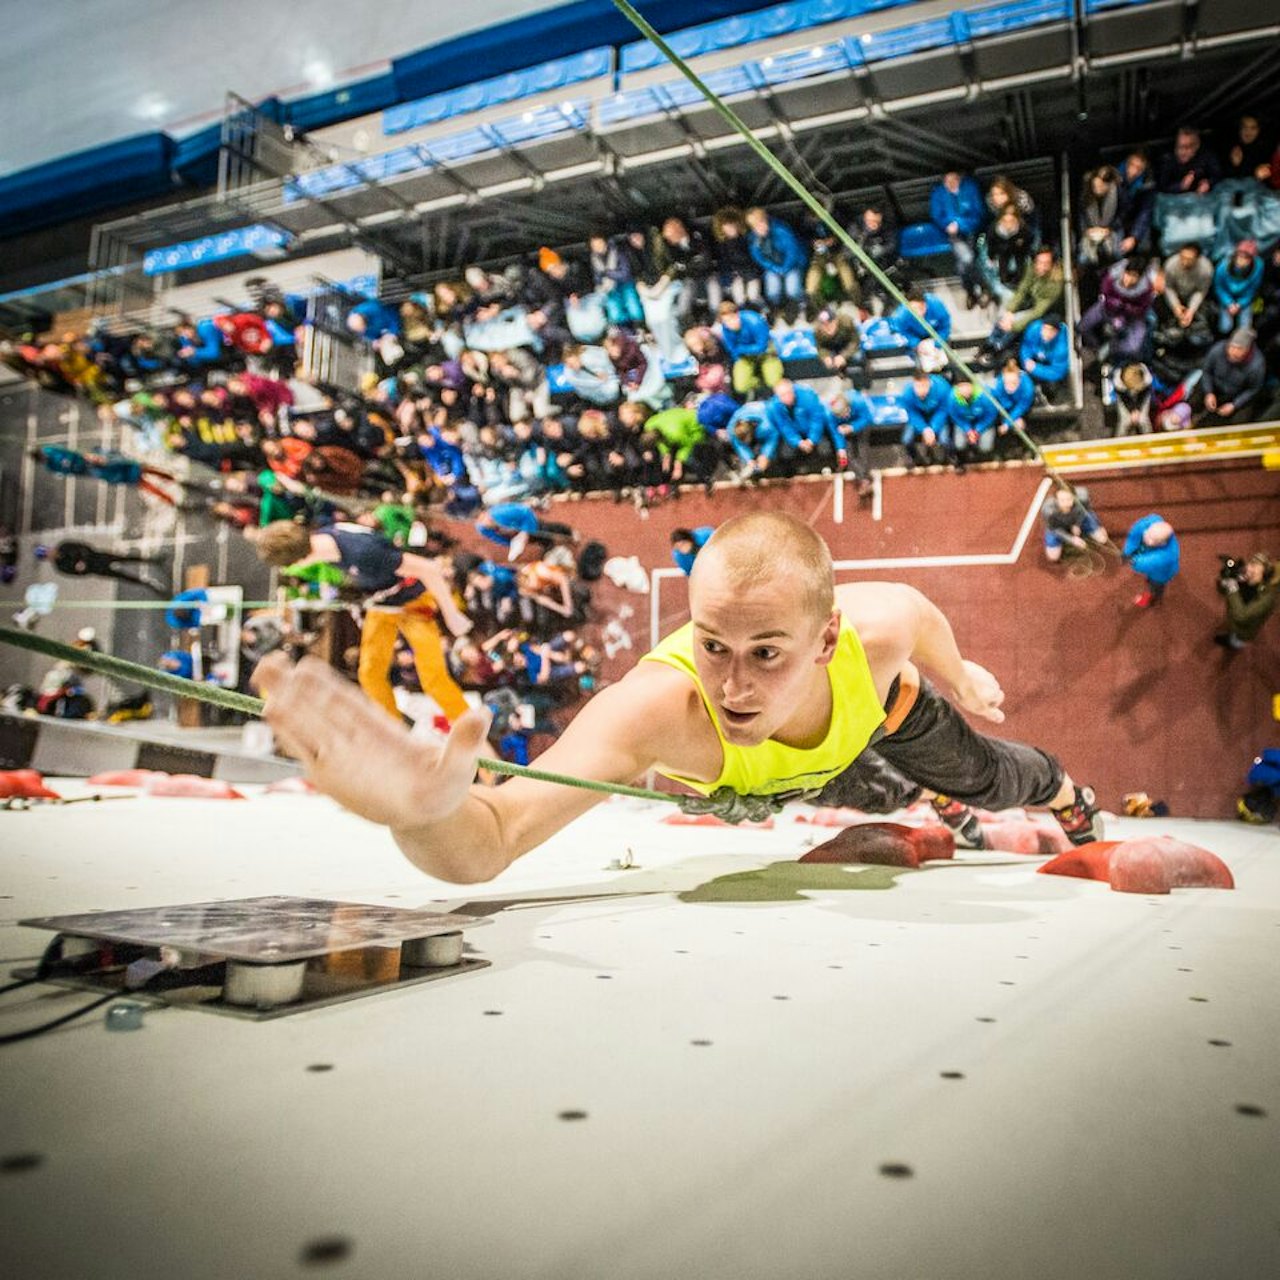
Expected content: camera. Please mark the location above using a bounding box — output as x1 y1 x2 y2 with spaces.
1218 554 1245 585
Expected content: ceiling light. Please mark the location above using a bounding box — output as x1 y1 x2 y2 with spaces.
133 94 170 122
304 59 333 88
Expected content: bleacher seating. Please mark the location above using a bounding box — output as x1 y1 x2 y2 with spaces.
3 0 1227 248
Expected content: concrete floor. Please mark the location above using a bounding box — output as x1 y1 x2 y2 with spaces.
1 785 1278 1280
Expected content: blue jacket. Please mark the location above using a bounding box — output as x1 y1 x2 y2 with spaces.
727 403 780 463
718 309 774 360
696 392 740 434
479 502 540 546
350 299 401 339
180 318 225 365
1247 748 1280 792
672 526 715 575
1212 255 1263 310
947 387 999 436
264 317 297 348
39 445 90 476
1020 320 1069 384
902 376 952 434
766 384 835 447
889 295 952 344
830 391 874 436
930 176 984 238
990 370 1036 423
748 216 808 275
1124 513 1181 584
419 429 468 482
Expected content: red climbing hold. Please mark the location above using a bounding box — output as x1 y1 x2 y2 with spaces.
663 812 774 830
1039 836 1233 894
87 769 164 787
142 774 246 800
1110 837 1234 894
0 769 61 800
799 822 955 868
979 819 1072 856
1036 841 1119 883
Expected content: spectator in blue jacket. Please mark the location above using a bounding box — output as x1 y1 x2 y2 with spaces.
1212 240 1264 336
717 301 783 396
947 377 1000 469
900 368 952 468
1239 747 1280 824
588 233 646 328
930 170 987 305
745 207 808 321
418 425 468 484
671 525 714 575
1124 513 1180 608
889 288 953 365
766 380 841 473
1020 314 1069 398
175 317 227 370
1116 151 1156 257
827 387 875 488
347 298 401 341
990 358 1036 455
695 391 739 439
726 401 782 477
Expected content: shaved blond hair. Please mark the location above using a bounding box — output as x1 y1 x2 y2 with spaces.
692 512 834 623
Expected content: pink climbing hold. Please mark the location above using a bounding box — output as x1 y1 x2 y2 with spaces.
265 776 318 795
799 821 955 869
979 819 1072 856
1039 836 1233 894
87 769 164 787
794 807 865 828
663 811 774 830
0 769 61 800
142 773 246 800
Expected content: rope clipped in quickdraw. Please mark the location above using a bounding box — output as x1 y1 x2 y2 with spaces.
0 626 764 823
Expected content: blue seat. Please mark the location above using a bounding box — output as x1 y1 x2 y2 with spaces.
661 353 699 380
861 317 910 352
899 222 953 259
775 328 818 361
867 394 909 427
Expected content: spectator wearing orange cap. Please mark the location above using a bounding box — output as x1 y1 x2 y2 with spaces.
523 248 580 361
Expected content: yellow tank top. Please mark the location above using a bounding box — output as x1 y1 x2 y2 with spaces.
641 620 885 798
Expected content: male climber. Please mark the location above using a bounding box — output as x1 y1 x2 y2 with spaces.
256 512 1101 884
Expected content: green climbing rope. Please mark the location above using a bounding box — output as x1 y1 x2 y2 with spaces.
0 625 785 816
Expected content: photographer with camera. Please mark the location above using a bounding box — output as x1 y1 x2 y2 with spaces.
1215 552 1277 650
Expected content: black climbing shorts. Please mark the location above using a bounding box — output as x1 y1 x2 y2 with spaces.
817 677 1065 812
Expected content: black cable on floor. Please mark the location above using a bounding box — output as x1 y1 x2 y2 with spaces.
0 975 43 996
0 991 119 1046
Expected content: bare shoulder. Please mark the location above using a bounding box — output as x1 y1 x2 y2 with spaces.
542 655 716 783
594 659 707 740
835 581 925 639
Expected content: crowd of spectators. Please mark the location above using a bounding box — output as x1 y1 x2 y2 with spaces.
1074 117 1280 431
5 116 1280 751
4 164 1082 495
